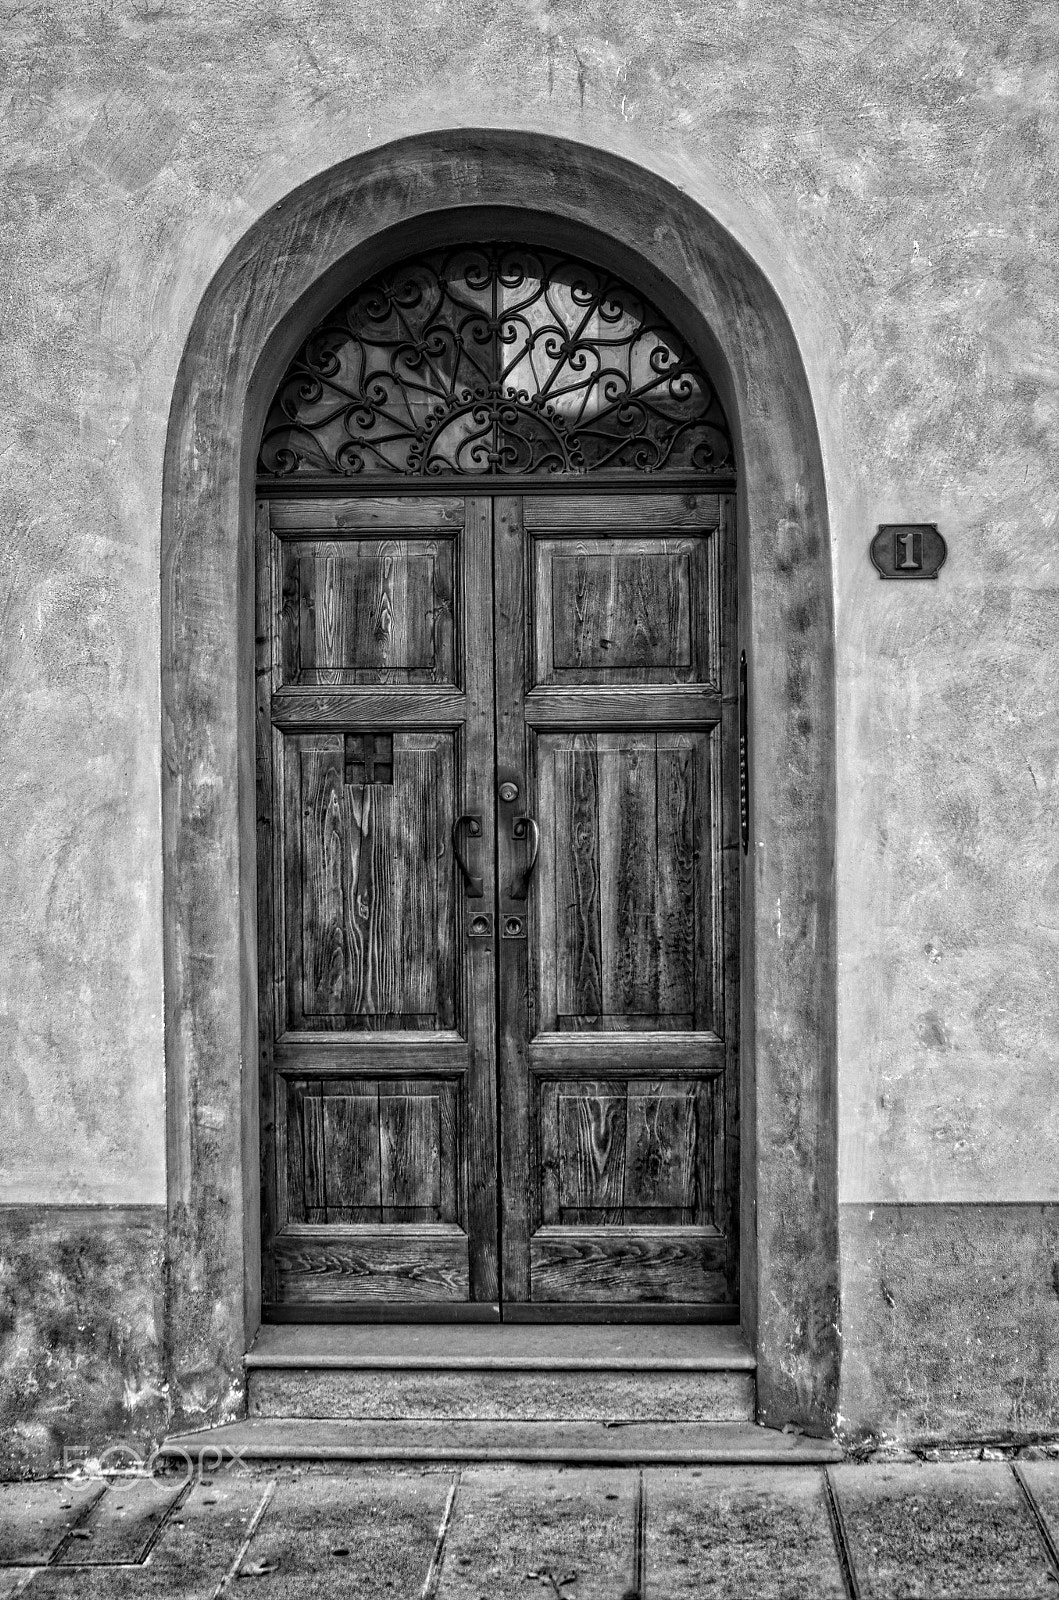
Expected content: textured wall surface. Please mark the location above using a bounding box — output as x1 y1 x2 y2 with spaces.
0 1208 167 1476
0 0 1056 1441
839 1203 1059 1442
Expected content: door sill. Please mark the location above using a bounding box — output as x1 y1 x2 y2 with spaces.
247 1322 755 1371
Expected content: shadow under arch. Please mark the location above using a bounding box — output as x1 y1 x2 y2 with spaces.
161 129 838 1436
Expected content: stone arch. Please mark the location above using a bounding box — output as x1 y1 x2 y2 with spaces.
161 130 838 1434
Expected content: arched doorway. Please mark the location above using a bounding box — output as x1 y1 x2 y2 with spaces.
254 243 739 1320
162 131 838 1432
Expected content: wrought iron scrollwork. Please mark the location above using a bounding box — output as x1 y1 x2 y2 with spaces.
258 245 734 481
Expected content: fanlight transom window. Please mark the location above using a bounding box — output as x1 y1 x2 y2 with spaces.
258 245 733 480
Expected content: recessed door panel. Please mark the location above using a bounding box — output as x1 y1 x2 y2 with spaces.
278 729 457 1032
279 536 456 686
535 729 717 1034
533 536 717 686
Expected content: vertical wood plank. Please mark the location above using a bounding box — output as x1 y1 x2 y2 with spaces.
534 735 559 1032
463 495 500 1301
302 743 349 1020
322 1086 382 1223
554 734 603 1023
494 494 533 1303
598 733 658 1021
558 1084 627 1223
656 733 697 1024
694 728 717 1034
302 1081 327 1223
380 1084 441 1221
624 1083 696 1222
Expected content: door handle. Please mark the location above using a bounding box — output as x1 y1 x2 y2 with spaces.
453 814 484 898
508 815 540 900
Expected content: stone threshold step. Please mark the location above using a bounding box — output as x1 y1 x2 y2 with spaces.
249 1366 755 1424
161 1419 841 1465
246 1322 755 1372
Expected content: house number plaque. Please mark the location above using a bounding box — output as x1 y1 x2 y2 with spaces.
870 523 947 579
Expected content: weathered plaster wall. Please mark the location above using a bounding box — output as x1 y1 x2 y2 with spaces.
0 1209 167 1476
0 0 1056 1450
840 1205 1059 1444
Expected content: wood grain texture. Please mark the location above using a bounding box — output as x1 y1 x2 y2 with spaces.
273 1225 469 1303
461 496 500 1302
528 1035 725 1075
537 1078 711 1228
494 494 534 1303
281 732 454 1030
283 1078 459 1227
529 1227 727 1303
533 537 713 687
268 496 465 531
522 492 721 530
539 731 710 1033
271 686 468 728
523 686 721 728
279 537 455 686
508 492 737 1311
259 494 495 1311
261 488 736 1317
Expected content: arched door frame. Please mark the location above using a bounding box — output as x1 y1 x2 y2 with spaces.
161 129 838 1435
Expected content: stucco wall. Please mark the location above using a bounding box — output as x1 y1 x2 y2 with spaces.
0 0 1056 1448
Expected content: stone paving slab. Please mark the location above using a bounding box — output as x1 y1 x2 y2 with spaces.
232 1467 453 1598
830 1461 1057 1598
645 1465 848 1599
437 1464 637 1598
0 1478 104 1565
1018 1460 1059 1565
4 1460 1059 1598
25 1473 269 1598
51 1476 185 1566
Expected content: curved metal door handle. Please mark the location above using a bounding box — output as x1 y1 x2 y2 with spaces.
453 814 484 898
509 815 540 900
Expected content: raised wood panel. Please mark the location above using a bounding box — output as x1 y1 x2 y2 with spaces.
268 497 465 531
539 1078 715 1228
279 538 456 687
522 493 721 530
522 687 722 728
280 730 456 1031
271 685 467 729
533 537 716 687
528 1035 725 1075
272 1225 468 1303
529 1227 727 1303
536 730 714 1033
283 1078 459 1226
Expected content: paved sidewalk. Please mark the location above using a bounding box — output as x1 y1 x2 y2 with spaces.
2 1460 1059 1598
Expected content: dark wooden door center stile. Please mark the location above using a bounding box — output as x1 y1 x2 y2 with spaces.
254 244 739 1325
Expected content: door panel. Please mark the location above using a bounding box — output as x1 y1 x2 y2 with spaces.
278 730 457 1030
278 536 457 687
535 729 716 1033
258 495 498 1315
495 492 737 1316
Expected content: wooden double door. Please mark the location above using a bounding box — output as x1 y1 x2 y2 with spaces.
257 489 738 1320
